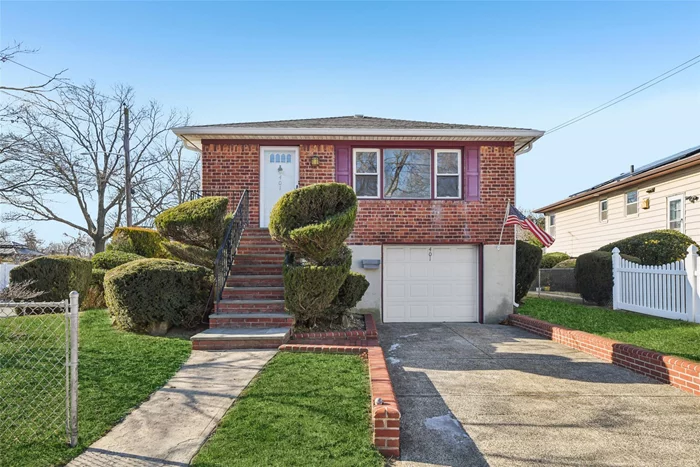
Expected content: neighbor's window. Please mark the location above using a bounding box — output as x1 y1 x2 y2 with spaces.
435 150 462 198
600 199 608 222
383 149 431 199
353 149 379 198
626 191 638 216
668 195 684 231
548 214 556 238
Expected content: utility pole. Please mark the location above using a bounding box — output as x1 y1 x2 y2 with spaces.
123 105 133 226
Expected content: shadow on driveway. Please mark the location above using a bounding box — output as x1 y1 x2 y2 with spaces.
379 323 700 467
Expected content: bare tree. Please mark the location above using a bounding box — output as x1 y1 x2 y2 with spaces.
0 82 194 252
44 233 94 258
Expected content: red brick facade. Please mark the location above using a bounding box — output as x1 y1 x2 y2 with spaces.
201 141 515 245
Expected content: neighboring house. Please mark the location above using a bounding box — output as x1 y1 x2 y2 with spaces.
174 115 543 323
536 145 700 257
0 241 43 263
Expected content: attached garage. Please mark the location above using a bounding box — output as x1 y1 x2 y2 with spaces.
382 245 479 323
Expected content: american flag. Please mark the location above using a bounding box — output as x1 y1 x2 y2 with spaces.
505 205 555 247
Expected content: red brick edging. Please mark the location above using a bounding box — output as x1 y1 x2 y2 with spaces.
279 342 400 458
289 313 379 346
508 314 700 396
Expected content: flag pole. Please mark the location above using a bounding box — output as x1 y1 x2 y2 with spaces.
497 199 510 251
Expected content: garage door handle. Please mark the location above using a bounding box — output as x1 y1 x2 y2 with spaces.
428 247 432 261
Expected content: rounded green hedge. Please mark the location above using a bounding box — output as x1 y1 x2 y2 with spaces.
575 251 640 305
104 259 212 333
155 196 229 249
329 272 370 319
540 252 570 269
92 250 144 270
10 255 92 306
598 230 697 265
515 240 542 303
553 258 576 268
269 183 357 264
109 227 169 258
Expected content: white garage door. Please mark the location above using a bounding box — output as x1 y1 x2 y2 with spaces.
383 245 478 323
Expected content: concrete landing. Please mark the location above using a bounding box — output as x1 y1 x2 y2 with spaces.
68 349 276 467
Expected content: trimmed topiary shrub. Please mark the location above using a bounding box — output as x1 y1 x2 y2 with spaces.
104 259 212 333
109 227 169 258
85 268 107 309
283 260 352 326
91 268 107 287
162 241 217 269
155 196 229 249
575 251 640 305
92 250 144 270
269 183 357 264
540 252 570 269
598 230 697 265
515 240 543 303
10 255 92 306
329 272 370 319
553 258 577 268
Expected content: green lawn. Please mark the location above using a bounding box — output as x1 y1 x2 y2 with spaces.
0 309 192 467
519 297 700 362
192 352 384 467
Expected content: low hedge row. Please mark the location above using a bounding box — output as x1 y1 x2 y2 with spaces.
598 230 697 265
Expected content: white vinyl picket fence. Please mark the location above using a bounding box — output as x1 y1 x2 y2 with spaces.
612 246 699 322
0 263 16 290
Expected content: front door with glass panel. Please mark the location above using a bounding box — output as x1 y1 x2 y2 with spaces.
668 195 684 232
260 147 299 228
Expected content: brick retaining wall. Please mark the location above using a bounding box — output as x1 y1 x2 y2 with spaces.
289 314 379 346
508 314 700 396
279 341 400 458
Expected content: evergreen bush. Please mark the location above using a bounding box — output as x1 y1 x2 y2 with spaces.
155 196 229 249
540 252 570 269
515 240 542 303
10 255 92 307
575 251 640 305
598 230 697 265
109 227 169 258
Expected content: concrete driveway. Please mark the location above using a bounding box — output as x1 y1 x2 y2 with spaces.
378 323 700 467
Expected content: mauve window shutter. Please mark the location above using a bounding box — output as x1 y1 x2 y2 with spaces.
465 148 479 200
335 145 351 185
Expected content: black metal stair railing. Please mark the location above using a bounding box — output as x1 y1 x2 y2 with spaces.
212 189 249 306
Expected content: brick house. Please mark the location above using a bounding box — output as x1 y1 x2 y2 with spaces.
173 116 543 325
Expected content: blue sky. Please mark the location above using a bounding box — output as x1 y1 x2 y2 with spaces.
1 1 699 243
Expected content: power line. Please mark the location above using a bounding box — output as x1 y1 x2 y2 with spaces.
2 57 124 105
545 53 700 135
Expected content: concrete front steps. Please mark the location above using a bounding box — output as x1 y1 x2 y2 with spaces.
191 228 293 351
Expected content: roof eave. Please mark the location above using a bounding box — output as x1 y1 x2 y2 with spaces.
172 126 544 154
535 152 700 213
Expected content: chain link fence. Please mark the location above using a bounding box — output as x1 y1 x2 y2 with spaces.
0 293 78 451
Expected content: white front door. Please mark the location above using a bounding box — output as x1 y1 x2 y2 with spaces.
383 244 479 323
260 147 299 228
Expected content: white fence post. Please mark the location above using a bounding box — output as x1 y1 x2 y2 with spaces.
612 247 621 310
687 245 699 323
68 291 79 447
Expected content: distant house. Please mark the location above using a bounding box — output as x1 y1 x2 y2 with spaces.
0 241 43 263
536 145 700 257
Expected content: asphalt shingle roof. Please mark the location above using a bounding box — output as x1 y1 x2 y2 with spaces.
188 115 536 132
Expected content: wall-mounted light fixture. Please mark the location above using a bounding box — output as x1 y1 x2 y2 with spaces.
310 155 320 167
646 187 656 193
686 195 699 203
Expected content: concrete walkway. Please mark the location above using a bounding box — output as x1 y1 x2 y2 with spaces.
379 323 700 467
69 349 276 467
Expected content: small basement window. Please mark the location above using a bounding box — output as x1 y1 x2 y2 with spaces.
353 149 380 198
600 199 608 222
435 150 462 198
626 191 638 216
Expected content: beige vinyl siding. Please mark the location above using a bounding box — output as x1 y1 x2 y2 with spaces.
544 165 700 257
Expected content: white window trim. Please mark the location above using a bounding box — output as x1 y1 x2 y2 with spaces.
667 194 685 233
599 199 608 223
625 190 639 217
352 148 380 199
548 214 556 238
434 149 462 199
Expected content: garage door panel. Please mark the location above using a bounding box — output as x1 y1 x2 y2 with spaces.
383 244 478 323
